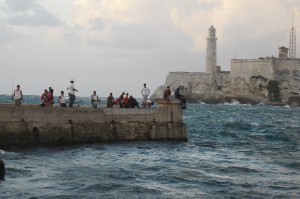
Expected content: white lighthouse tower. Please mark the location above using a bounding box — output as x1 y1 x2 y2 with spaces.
205 25 218 74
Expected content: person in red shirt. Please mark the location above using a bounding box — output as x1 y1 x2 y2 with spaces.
45 88 54 107
40 89 48 107
123 93 129 108
163 86 171 100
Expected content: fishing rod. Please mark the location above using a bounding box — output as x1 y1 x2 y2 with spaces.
11 76 13 104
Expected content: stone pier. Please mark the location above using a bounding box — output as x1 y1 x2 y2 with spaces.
0 99 187 147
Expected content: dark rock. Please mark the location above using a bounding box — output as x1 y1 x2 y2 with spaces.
287 96 300 108
265 102 287 106
185 95 261 105
0 159 5 180
224 96 260 105
186 94 225 104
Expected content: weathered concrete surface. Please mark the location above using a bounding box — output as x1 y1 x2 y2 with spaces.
0 99 187 147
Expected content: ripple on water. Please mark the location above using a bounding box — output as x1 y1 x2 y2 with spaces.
0 103 300 198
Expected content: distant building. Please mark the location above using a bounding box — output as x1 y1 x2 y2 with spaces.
279 46 289 59
230 46 300 80
153 25 300 103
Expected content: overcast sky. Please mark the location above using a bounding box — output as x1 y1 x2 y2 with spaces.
0 0 299 97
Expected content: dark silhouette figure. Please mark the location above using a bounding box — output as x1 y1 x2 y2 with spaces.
0 159 5 180
174 87 186 109
127 96 140 108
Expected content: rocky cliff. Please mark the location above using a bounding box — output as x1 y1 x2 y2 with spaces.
152 72 300 105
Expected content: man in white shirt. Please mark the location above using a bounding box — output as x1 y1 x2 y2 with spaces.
67 79 78 107
12 85 23 106
141 83 150 108
58 91 67 107
91 91 100 108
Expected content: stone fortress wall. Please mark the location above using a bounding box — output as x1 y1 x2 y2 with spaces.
169 50 300 82
165 72 230 94
231 57 300 80
152 26 300 104
230 58 275 79
274 58 300 79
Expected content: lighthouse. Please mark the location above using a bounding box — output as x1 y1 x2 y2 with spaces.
205 25 218 74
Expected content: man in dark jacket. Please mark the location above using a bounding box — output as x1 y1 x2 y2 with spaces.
127 95 140 108
175 86 186 109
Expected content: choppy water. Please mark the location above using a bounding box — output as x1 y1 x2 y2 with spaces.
0 96 300 198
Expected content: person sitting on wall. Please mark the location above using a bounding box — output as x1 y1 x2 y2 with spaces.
45 88 54 107
58 91 67 107
115 91 125 108
146 99 154 108
123 93 129 108
40 89 48 107
174 86 186 109
163 86 171 100
127 95 140 108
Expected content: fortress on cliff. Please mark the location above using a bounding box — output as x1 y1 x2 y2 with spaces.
152 25 300 104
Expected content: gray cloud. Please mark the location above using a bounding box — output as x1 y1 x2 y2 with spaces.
216 22 288 71
166 0 222 14
0 23 18 42
278 0 300 12
85 21 196 53
4 0 61 27
86 24 163 49
4 0 36 12
0 1 299 97
90 18 106 31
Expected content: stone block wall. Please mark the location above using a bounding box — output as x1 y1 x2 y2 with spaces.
164 72 230 91
231 58 300 80
230 59 275 80
151 72 231 103
273 59 300 79
0 100 187 146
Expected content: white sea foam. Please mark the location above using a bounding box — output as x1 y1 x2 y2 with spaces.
224 100 240 106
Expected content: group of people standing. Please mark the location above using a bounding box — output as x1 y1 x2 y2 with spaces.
40 79 78 107
12 81 153 109
12 81 186 109
11 79 79 107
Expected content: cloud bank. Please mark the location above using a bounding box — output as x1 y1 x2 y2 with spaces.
0 0 299 97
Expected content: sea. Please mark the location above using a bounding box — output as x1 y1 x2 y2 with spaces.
0 95 300 198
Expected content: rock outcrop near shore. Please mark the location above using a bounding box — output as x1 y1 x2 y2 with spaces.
287 96 300 108
151 72 300 106
0 159 5 180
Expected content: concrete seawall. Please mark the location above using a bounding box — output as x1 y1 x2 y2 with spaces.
0 99 187 147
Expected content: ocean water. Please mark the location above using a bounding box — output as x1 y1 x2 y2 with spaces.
0 96 300 198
